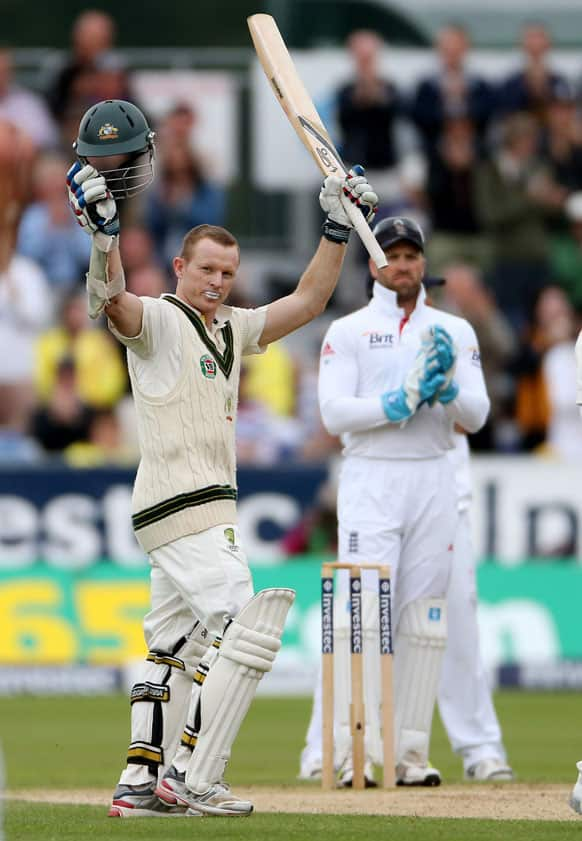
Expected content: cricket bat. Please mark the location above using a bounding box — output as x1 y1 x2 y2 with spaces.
247 13 388 269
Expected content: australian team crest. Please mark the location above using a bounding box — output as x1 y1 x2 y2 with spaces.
200 354 217 379
98 123 119 141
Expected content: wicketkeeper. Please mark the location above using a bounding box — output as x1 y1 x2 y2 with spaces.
304 216 490 786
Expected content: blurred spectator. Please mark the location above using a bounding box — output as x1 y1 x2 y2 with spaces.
423 116 491 273
539 80 582 232
0 48 58 151
335 30 410 206
497 23 569 124
144 133 226 269
16 152 90 299
410 24 495 156
127 265 170 298
119 225 160 276
511 286 573 452
440 264 517 450
47 9 115 122
539 292 582 460
30 356 93 453
236 364 301 464
65 407 135 466
35 289 127 410
243 342 297 418
474 112 564 329
91 51 134 104
550 191 582 310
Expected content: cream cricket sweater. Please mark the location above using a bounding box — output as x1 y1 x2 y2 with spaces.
112 294 267 552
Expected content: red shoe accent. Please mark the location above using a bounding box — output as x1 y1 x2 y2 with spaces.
156 781 178 805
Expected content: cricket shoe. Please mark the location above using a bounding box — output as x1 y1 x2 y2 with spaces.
396 762 441 787
108 782 190 817
569 761 582 814
158 770 253 817
465 758 514 782
297 757 322 781
337 758 378 788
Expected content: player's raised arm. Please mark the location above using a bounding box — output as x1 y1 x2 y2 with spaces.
258 167 378 346
66 100 156 337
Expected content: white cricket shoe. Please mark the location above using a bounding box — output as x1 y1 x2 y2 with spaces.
297 758 322 781
569 761 582 814
465 758 514 782
160 778 253 817
337 758 377 788
108 782 190 817
396 762 441 787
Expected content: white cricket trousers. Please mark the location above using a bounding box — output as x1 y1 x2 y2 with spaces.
438 509 506 769
336 454 456 626
145 524 254 648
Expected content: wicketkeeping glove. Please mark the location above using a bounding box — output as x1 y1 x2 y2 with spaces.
423 325 459 405
320 165 378 244
381 342 446 423
66 162 120 252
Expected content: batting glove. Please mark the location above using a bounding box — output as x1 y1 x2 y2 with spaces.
67 161 120 252
320 165 378 244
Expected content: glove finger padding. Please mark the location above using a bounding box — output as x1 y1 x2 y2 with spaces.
343 167 378 223
320 165 378 228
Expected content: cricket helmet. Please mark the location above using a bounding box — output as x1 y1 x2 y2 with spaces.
74 99 155 199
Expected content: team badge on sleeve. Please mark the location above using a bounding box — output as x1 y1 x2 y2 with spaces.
200 354 217 379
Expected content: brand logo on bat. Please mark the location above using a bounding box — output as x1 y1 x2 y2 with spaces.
298 116 340 173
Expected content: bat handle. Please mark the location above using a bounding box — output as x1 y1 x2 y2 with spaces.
341 195 388 269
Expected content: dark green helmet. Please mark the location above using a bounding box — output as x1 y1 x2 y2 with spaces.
74 99 155 199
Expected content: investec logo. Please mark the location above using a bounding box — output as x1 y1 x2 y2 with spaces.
350 577 363 654
379 578 392 655
363 330 395 348
321 577 334 654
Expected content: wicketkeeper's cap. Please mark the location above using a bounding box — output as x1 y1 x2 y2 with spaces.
372 216 425 252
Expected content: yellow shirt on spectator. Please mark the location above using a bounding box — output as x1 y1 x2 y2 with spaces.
243 341 295 416
35 328 127 408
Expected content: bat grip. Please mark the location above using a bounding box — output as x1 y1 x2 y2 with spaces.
341 195 388 269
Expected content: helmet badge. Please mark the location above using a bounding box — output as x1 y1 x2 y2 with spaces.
97 123 120 141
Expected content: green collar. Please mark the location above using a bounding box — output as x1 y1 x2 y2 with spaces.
163 295 234 379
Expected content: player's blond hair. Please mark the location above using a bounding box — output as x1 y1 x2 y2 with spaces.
180 224 240 263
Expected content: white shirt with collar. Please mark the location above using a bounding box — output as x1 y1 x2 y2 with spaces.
318 281 490 460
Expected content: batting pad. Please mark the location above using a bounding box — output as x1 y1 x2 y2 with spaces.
332 590 383 768
393 598 447 765
185 588 295 793
120 622 212 786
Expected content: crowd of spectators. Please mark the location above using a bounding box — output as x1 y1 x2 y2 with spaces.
1 11 581 466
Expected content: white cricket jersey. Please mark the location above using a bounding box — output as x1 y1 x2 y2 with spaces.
318 282 489 459
110 293 267 552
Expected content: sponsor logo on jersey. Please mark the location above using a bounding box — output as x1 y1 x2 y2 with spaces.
321 341 335 356
363 330 395 348
97 123 119 141
428 607 441 621
200 354 217 379
469 346 481 366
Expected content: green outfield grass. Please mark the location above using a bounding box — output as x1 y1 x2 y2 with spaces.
3 691 582 839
